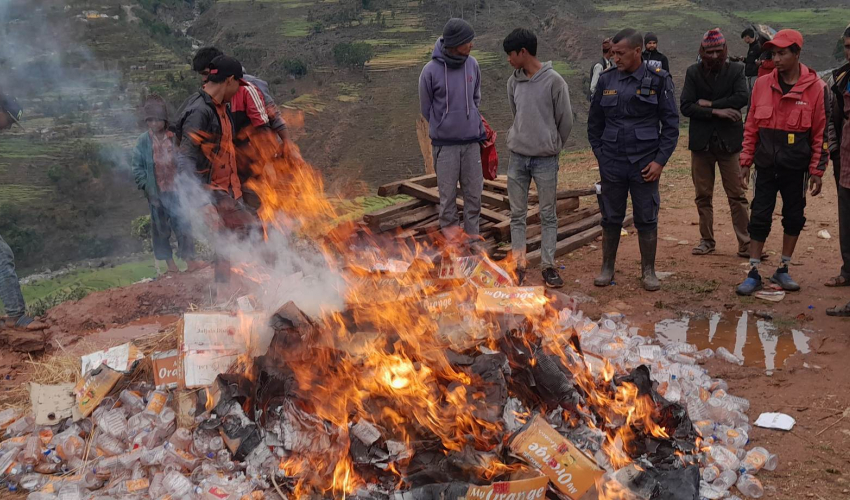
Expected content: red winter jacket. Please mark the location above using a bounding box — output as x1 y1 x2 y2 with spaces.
741 64 829 177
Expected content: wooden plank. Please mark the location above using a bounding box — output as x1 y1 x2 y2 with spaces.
398 183 510 225
483 179 537 196
409 214 439 230
493 198 580 241
526 214 634 267
364 199 427 226
525 213 603 252
479 190 511 210
377 205 439 232
378 174 438 196
526 206 601 240
416 116 434 175
529 187 597 204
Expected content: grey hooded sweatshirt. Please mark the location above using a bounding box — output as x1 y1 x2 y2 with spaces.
506 62 574 157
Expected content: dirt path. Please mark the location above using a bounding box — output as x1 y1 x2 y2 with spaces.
521 142 850 499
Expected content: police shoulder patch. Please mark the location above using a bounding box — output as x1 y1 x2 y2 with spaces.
602 89 617 95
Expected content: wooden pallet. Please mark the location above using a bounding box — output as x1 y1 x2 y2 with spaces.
367 174 608 260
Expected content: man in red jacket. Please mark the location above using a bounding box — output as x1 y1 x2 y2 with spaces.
736 30 828 295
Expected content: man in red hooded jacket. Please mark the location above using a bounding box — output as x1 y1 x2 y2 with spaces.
736 29 829 296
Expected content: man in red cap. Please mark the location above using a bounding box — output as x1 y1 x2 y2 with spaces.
681 28 751 258
736 29 829 296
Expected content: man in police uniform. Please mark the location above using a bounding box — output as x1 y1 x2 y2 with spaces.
588 28 680 291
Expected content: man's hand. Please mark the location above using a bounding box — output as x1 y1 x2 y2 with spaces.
740 166 751 190
712 108 743 122
641 161 664 182
809 175 823 196
697 99 713 108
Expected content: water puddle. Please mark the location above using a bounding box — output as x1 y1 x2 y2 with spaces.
637 312 810 374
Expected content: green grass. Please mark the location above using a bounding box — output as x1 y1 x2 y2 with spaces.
279 17 312 37
367 43 432 71
471 50 501 67
0 185 53 205
732 8 850 35
596 0 691 12
0 137 64 159
614 9 729 30
286 93 326 114
20 260 159 316
552 61 579 77
331 195 411 223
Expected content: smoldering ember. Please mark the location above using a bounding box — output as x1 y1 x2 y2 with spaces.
0 128 776 500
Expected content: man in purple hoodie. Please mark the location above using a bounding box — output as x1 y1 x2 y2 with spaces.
419 18 486 242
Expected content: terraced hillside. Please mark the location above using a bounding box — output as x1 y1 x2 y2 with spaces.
1 0 848 271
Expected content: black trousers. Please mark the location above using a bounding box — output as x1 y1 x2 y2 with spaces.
748 167 808 242
838 181 850 279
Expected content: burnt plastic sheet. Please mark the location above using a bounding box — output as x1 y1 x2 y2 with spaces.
647 464 700 500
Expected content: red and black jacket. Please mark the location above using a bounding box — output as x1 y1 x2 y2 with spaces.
741 63 829 177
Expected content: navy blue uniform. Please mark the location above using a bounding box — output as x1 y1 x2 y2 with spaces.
588 62 679 232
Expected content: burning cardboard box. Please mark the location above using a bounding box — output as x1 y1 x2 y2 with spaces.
180 312 274 388
508 414 603 499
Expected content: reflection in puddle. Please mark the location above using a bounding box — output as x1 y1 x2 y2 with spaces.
640 312 810 374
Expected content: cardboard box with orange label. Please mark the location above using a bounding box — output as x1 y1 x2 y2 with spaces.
508 414 603 499
461 474 549 500
475 287 547 317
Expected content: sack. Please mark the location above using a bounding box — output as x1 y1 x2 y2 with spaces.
480 116 498 181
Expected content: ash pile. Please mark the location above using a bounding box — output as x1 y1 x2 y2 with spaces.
0 253 774 500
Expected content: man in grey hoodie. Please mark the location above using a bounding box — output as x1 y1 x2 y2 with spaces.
419 18 486 241
503 28 574 288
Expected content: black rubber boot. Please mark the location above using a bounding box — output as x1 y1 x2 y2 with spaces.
638 229 660 291
594 226 621 287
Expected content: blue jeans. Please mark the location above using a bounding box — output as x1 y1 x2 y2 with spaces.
508 152 559 269
150 192 195 261
0 234 26 319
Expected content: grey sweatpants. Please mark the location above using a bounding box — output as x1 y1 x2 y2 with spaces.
433 143 483 237
508 152 559 269
0 234 26 319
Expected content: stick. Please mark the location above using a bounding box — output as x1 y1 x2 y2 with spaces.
398 183 511 225
363 199 426 226
815 412 848 437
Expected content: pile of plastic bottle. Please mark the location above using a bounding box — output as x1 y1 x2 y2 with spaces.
0 387 274 499
560 309 776 499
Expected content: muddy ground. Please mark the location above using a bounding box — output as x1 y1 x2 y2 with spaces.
0 141 848 497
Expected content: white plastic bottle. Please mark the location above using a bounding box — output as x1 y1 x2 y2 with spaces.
736 473 764 498
712 469 738 491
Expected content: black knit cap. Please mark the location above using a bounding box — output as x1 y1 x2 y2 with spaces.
207 55 244 81
644 32 658 44
442 18 475 48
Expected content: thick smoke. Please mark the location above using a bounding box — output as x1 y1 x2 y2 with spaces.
171 171 346 318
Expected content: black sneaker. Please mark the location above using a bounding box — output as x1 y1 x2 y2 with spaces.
516 266 527 286
542 268 564 288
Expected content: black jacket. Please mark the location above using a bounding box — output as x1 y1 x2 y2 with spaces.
831 63 850 170
175 90 232 185
680 61 749 152
744 41 762 77
643 50 670 72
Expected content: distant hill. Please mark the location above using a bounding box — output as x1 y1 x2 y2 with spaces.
1 0 847 270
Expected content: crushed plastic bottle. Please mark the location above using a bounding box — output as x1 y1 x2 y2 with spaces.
702 464 720 482
736 473 764 498
709 445 741 471
712 469 738 491
163 469 194 497
716 347 744 366
5 414 34 437
742 447 778 473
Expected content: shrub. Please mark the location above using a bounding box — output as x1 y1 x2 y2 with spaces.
131 215 153 253
282 59 308 78
333 42 374 69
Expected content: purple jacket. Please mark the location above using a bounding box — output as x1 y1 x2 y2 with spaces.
418 38 486 146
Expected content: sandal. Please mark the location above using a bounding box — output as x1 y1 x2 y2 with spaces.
692 241 715 255
824 275 850 287
826 303 850 317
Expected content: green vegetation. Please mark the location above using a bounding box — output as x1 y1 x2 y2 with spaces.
614 9 728 30
280 17 313 37
366 42 430 71
552 61 579 77
22 260 158 317
733 8 850 35
333 42 375 68
471 50 501 67
282 59 309 77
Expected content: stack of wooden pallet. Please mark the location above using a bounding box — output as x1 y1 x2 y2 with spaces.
364 174 633 266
